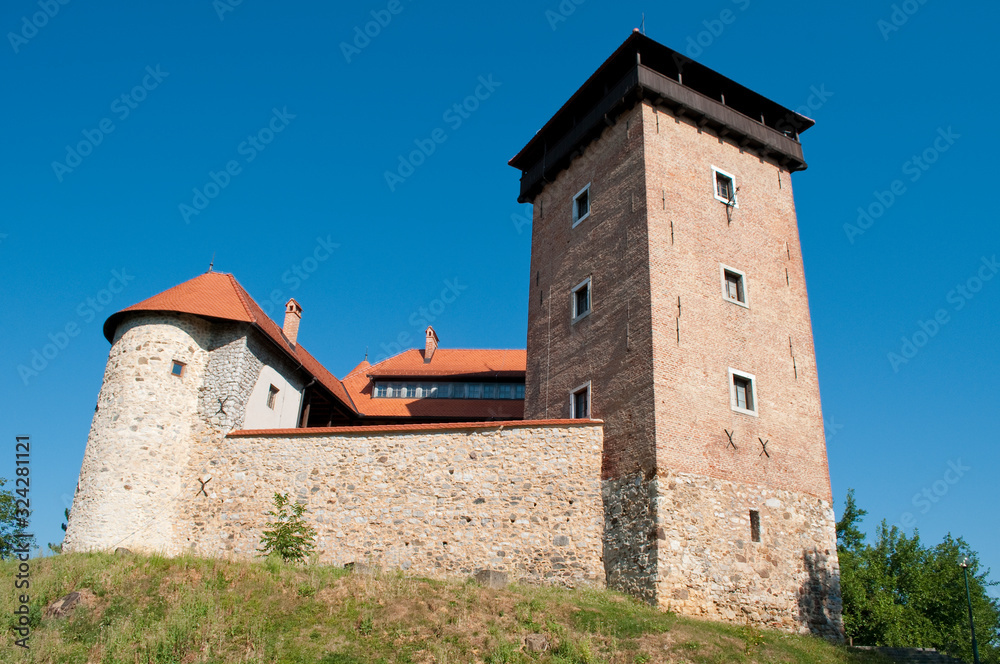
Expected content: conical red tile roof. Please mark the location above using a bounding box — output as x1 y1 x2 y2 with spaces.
103 272 357 414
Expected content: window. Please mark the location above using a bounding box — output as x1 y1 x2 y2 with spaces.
571 277 592 322
170 361 185 377
729 368 757 416
712 166 737 206
750 510 761 542
570 382 591 419
266 384 279 410
721 265 748 307
371 381 526 400
572 183 591 227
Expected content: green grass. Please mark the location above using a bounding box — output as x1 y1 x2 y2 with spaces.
0 552 891 663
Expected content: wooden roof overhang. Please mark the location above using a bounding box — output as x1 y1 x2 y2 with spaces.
509 32 814 203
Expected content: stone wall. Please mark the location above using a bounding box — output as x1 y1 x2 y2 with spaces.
64 313 215 554
178 421 606 587
602 473 658 603
655 469 843 640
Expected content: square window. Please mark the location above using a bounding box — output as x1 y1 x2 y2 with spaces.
266 385 279 410
572 183 591 227
750 510 761 542
571 277 592 322
498 384 512 399
570 382 591 419
712 167 738 206
170 361 185 377
721 265 748 307
515 384 525 399
729 368 758 416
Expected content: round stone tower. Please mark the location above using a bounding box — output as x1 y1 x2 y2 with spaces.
63 312 214 554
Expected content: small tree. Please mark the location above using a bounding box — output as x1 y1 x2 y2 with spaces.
258 492 316 563
0 477 35 560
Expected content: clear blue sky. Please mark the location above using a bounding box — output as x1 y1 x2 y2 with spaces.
2 1 997 591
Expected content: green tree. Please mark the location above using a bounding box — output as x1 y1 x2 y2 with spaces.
837 490 1000 663
258 492 317 563
0 477 35 559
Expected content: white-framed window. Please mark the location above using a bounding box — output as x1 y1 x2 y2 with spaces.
720 264 749 307
728 368 758 416
170 360 186 377
571 277 592 322
570 381 591 419
712 166 738 206
266 384 279 410
572 183 591 227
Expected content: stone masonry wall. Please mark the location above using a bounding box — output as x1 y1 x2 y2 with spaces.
64 313 214 555
178 422 605 587
602 473 658 603
655 469 843 640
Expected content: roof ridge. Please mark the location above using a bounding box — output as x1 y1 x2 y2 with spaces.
225 273 260 325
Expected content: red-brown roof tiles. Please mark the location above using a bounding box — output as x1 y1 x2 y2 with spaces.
103 272 357 413
103 272 528 425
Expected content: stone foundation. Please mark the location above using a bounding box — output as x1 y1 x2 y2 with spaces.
654 469 843 640
602 473 658 603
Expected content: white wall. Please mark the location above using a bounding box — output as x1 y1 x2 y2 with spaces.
242 364 303 429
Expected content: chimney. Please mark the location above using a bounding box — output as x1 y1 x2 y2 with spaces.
283 299 302 347
424 326 439 363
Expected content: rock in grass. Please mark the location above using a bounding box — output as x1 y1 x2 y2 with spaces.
44 589 96 619
474 569 508 588
525 633 549 652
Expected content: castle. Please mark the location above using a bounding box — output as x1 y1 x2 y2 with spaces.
63 32 843 638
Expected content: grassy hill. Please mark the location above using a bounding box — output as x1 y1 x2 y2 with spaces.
1 552 890 664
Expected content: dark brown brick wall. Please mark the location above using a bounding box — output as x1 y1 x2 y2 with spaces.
524 104 658 483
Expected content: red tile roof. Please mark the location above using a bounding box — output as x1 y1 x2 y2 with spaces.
340 347 526 420
103 272 357 414
230 419 600 437
364 349 526 378
103 272 528 425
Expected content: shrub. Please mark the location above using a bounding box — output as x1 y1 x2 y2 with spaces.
257 493 317 563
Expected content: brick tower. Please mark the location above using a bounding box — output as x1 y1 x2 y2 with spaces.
509 33 842 638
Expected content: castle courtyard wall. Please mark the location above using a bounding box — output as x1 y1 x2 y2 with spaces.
178 421 606 587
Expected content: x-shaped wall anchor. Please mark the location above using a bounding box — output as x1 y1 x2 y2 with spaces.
215 395 237 417
197 477 212 497
725 429 737 450
759 438 770 458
